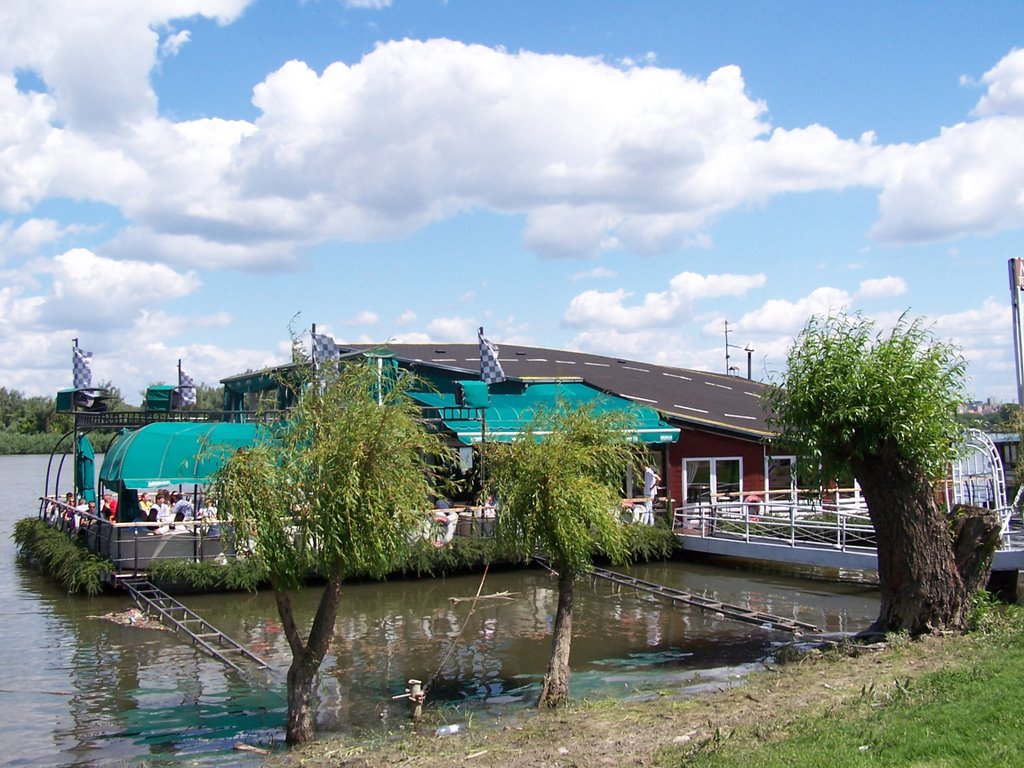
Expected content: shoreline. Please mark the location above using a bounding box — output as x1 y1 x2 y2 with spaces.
267 629 1006 768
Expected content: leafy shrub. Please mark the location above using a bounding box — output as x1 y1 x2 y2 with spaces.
13 517 112 595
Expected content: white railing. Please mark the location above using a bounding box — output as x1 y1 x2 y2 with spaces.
674 499 1024 553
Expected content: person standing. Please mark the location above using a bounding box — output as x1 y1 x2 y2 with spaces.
642 463 660 525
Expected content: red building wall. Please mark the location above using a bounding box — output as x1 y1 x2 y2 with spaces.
662 427 768 507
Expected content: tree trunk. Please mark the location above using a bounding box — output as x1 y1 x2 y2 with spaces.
539 568 574 708
950 504 1002 595
852 453 966 637
275 577 344 745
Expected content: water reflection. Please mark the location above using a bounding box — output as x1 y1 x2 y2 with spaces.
3 450 879 766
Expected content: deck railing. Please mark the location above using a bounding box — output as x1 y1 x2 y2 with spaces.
38 497 237 573
674 498 1023 552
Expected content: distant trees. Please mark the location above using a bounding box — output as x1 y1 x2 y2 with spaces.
487 405 638 707
766 312 1001 636
213 361 453 745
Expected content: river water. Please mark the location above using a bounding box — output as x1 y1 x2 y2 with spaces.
0 453 880 767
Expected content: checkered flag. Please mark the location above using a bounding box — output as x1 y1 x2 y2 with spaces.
72 346 92 389
478 327 505 384
178 367 197 407
311 331 340 368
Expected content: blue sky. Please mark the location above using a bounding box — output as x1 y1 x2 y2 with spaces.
2 1 1024 404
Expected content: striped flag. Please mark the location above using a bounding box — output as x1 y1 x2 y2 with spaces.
478 327 505 384
178 367 197 407
72 346 92 389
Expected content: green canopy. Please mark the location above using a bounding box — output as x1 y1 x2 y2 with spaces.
75 433 96 502
412 382 679 445
99 422 265 489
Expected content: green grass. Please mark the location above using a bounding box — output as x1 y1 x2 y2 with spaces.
664 612 1024 768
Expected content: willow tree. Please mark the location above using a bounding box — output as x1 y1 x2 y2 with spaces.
487 405 638 707
213 361 452 745
765 312 1000 636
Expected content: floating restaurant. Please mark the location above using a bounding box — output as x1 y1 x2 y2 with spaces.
37 334 1024 585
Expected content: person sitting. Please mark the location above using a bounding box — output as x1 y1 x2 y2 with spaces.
171 492 194 521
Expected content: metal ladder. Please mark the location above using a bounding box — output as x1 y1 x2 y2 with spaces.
588 565 821 635
532 557 820 635
120 577 271 674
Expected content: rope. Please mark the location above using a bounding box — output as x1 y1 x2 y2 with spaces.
422 562 491 697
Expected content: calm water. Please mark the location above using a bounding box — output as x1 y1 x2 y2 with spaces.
0 454 880 766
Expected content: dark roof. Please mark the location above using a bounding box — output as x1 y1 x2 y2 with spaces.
339 343 774 439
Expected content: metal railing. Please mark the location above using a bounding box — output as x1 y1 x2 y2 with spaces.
38 497 237 573
674 498 1023 552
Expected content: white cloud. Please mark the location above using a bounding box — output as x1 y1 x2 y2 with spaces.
425 315 476 340
0 1 251 133
160 30 192 59
0 217 65 257
349 309 379 325
11 248 202 332
972 49 1024 117
734 286 852 335
856 276 907 300
397 309 417 326
4 15 1023 264
344 0 393 8
563 271 766 330
570 266 617 281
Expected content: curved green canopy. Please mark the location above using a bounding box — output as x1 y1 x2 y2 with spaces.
99 422 265 489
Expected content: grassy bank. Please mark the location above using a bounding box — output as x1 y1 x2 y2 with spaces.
272 603 1024 768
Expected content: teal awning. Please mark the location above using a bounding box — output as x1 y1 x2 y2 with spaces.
412 382 679 445
75 433 96 502
99 422 266 489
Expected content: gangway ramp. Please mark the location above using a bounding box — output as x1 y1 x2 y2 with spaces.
120 577 271 674
588 565 821 635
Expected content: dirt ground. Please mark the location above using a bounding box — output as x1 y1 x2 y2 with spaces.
268 633 965 768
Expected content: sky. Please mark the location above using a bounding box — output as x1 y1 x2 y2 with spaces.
2 1 1024 405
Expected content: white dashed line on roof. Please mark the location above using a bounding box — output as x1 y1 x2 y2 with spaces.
724 413 756 420
623 366 650 373
662 372 692 381
675 405 709 414
623 394 658 403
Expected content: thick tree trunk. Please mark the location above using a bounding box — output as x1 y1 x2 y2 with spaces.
852 453 966 637
275 577 344 745
950 504 1002 595
539 568 574 708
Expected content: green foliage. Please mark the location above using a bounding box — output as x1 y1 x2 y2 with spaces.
619 523 678 563
13 517 112 595
764 312 967 486
144 556 269 593
213 360 456 590
486 404 640 575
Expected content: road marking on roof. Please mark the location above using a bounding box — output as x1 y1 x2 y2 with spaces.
743 391 760 397
555 360 577 364
527 358 548 362
675 404 709 414
724 413 757 420
622 394 658 403
584 361 610 367
622 365 650 373
705 381 733 390
662 372 692 381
